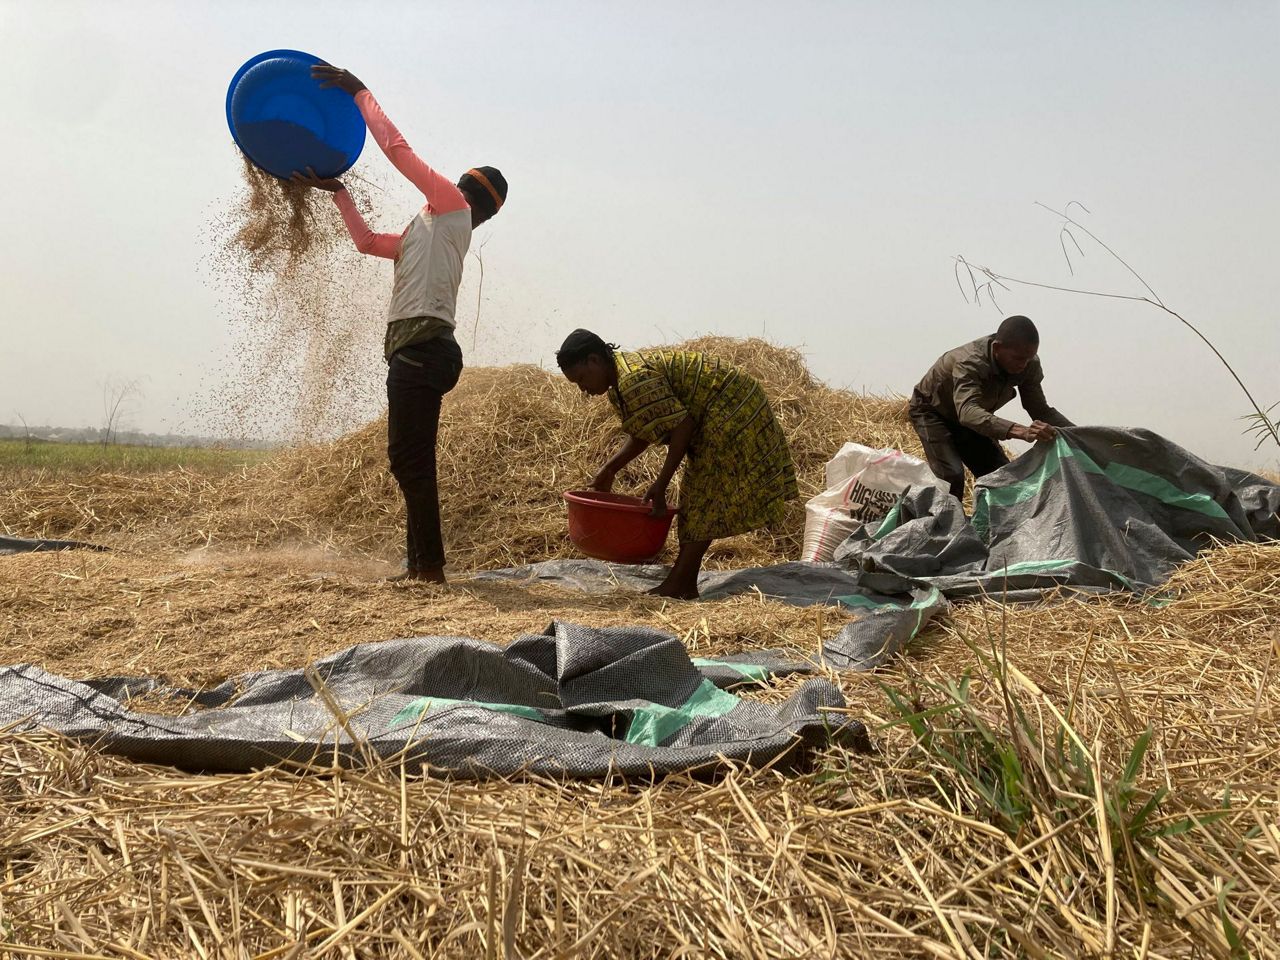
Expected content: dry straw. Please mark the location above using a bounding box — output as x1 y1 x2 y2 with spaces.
2 338 1277 956
1 544 1276 956
1 337 916 569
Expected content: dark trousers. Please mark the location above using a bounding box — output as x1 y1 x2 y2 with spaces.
386 338 463 572
909 405 1009 500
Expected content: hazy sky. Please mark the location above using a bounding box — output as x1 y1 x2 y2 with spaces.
2 1 1277 468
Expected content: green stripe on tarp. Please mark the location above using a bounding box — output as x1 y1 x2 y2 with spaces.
986 558 1137 592
691 657 770 683
832 586 945 644
392 697 544 728
972 440 1067 540
1093 460 1229 520
872 499 906 541
624 679 742 747
393 680 749 749
834 587 942 612
973 436 1229 541
995 558 1076 575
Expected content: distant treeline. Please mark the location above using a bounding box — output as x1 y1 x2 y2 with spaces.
0 424 278 450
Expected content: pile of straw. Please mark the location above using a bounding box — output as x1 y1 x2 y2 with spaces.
252 336 915 569
0 337 915 569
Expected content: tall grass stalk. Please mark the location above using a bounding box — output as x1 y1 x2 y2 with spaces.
955 203 1280 453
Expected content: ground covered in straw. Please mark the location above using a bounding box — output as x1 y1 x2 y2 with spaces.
3 340 1278 957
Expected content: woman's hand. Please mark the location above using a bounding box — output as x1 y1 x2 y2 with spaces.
643 482 669 518
590 465 617 492
289 167 344 192
311 64 367 96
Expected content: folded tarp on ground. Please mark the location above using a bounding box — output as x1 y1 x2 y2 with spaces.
5 427 1272 775
474 561 947 672
0 621 868 778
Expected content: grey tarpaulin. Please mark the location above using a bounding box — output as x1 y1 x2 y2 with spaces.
0 621 868 778
6 428 1270 774
835 427 1280 598
1 535 107 555
474 560 948 672
480 429 1278 670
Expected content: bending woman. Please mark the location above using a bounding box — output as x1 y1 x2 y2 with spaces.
556 330 798 599
292 65 508 583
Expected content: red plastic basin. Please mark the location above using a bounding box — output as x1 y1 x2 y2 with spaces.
563 490 677 563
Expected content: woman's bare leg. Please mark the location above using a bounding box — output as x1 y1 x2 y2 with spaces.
650 540 711 599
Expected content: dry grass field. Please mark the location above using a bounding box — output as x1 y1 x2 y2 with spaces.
2 339 1277 958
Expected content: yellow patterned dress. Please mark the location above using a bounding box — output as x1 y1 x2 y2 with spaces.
608 350 798 543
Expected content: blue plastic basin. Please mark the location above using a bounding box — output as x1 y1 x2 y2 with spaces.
226 49 365 180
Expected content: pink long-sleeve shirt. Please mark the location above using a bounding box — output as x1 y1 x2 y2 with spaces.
333 90 472 329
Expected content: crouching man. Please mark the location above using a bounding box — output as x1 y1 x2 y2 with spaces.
909 315 1073 500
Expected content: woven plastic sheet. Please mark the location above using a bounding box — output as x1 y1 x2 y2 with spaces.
0 622 868 778
835 427 1280 598
7 428 1271 774
481 429 1279 669
474 561 948 671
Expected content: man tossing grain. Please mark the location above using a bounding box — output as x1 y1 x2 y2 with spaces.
291 65 508 584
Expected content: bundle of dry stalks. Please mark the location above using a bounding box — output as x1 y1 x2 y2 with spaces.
254 334 916 569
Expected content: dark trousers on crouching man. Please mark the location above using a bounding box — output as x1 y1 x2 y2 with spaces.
908 399 1008 501
386 336 463 574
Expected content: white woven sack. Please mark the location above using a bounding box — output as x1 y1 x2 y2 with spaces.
801 444 945 562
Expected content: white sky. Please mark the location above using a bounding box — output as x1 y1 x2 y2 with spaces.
2 0 1277 468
